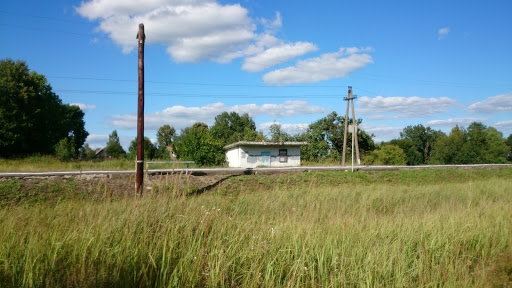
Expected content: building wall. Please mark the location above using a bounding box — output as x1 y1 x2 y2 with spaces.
226 145 302 168
225 148 241 168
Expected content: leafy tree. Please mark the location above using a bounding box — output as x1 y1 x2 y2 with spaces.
400 124 444 165
105 130 126 158
156 124 176 159
175 122 225 166
506 134 512 161
388 139 424 166
298 112 374 162
0 59 88 157
506 134 512 149
429 123 508 164
269 123 290 142
79 143 96 160
364 144 406 165
127 137 157 160
210 112 258 146
54 137 75 161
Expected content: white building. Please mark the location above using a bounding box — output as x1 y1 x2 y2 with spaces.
224 141 307 168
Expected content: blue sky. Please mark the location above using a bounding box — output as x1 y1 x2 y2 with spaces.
1 0 511 149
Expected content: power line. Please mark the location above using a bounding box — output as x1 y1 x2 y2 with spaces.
54 89 342 99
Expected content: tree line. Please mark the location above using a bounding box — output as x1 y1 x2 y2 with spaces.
2 58 511 165
92 111 511 167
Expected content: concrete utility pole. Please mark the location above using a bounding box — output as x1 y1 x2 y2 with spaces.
135 23 145 195
341 86 361 166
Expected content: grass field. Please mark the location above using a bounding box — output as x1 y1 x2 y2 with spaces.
0 168 511 287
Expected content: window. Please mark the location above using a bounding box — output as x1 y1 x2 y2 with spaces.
279 149 288 162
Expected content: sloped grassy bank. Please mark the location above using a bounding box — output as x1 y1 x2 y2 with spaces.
1 168 511 287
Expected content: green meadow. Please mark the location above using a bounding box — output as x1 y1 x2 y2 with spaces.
0 168 511 287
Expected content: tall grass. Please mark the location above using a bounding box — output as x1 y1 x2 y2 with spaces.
0 169 511 287
0 156 134 172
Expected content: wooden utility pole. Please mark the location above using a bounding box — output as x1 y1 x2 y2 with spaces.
341 86 360 166
135 23 145 195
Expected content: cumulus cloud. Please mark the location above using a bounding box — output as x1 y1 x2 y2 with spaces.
468 94 512 113
494 120 512 130
359 125 403 142
262 47 373 85
242 42 317 72
111 100 324 131
438 27 450 40
358 95 456 118
75 0 317 67
76 0 256 61
426 118 486 127
85 134 108 149
258 122 309 135
70 103 96 111
76 1 372 83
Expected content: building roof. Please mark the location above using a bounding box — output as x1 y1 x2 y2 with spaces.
224 141 308 150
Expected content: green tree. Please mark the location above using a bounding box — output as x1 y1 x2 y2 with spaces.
210 112 258 146
156 124 176 159
127 137 157 160
388 139 423 165
105 130 126 158
429 126 466 164
269 123 290 142
298 112 374 162
175 122 225 166
400 124 444 165
364 144 406 165
0 59 88 157
429 123 508 164
54 137 75 161
506 134 512 161
79 143 96 160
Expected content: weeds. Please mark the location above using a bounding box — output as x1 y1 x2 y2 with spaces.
0 168 511 287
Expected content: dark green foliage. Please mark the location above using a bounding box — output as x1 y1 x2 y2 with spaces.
399 124 445 165
298 112 375 162
156 124 176 160
0 59 88 158
209 112 259 146
429 123 509 164
79 143 97 160
128 137 157 160
506 134 512 161
105 130 126 158
364 144 407 165
388 139 423 166
174 122 225 166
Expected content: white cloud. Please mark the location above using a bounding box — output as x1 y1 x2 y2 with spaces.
438 27 450 40
494 120 512 130
76 1 373 84
468 94 512 113
359 125 403 142
262 47 373 85
111 100 324 131
85 134 108 149
358 96 456 117
259 11 282 33
258 122 309 135
426 118 486 127
242 42 317 72
76 0 256 61
70 103 96 111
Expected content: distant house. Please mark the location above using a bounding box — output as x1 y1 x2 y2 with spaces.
224 141 307 168
95 148 109 159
